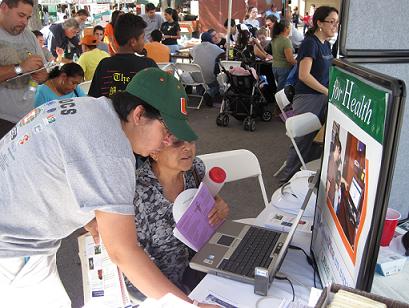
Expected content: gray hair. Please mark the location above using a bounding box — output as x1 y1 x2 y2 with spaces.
62 18 80 30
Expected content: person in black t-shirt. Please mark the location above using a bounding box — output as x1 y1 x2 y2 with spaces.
89 13 157 98
160 8 181 54
279 6 339 184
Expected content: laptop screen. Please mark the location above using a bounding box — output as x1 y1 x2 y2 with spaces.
349 177 363 209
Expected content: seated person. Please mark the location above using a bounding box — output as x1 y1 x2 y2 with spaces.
244 6 260 29
144 30 171 63
78 35 110 81
32 30 54 62
127 134 229 299
234 24 257 65
254 28 272 60
34 63 85 107
190 32 224 107
93 25 109 53
42 18 81 59
223 18 239 43
207 28 226 50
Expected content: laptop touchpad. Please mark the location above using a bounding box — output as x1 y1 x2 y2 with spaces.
217 235 235 246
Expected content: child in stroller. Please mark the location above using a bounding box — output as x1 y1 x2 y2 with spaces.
216 62 273 131
216 25 273 131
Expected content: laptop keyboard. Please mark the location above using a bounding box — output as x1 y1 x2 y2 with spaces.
218 226 280 278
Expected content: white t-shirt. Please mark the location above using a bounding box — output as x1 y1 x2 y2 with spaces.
0 97 136 257
142 13 164 42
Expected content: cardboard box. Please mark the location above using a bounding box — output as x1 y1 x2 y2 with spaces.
376 247 406 277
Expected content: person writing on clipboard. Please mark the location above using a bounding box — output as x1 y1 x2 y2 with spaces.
0 68 217 308
0 0 48 139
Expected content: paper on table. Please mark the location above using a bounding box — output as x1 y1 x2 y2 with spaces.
175 182 222 251
257 208 313 234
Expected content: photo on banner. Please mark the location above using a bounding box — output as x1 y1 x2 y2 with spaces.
311 59 405 291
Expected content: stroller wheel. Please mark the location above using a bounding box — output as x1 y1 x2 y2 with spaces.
243 117 251 131
249 119 256 132
222 114 229 126
261 110 273 122
216 114 224 126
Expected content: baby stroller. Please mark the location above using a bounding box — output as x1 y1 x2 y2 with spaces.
216 61 273 131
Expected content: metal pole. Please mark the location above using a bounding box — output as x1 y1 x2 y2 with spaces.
225 0 232 60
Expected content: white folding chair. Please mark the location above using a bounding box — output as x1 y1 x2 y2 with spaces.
174 63 209 109
273 89 292 176
79 80 91 95
285 112 322 171
157 62 175 75
274 88 292 121
197 149 269 208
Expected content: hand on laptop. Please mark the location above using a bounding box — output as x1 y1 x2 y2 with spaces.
208 196 229 226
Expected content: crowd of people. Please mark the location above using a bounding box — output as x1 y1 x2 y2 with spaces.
0 0 340 306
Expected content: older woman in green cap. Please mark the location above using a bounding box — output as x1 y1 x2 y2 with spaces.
88 68 220 306
0 67 216 307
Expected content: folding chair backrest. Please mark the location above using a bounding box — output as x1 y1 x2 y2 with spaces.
285 112 322 139
79 80 91 95
275 89 291 112
157 62 175 76
174 62 206 85
174 63 202 74
197 149 269 207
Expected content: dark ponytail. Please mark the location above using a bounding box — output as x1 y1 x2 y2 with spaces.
306 6 338 36
48 63 84 80
165 7 178 22
272 20 290 39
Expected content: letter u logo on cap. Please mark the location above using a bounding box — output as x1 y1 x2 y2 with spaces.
180 98 187 115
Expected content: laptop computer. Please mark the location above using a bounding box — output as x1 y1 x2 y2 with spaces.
345 177 364 227
190 172 319 285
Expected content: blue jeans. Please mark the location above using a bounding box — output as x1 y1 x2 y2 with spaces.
272 66 292 91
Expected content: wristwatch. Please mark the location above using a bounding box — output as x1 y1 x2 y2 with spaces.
14 64 23 76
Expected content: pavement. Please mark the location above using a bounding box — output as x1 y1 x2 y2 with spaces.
57 104 291 308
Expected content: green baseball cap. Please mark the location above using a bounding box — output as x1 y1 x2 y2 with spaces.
125 68 198 142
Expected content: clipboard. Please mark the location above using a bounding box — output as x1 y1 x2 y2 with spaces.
4 62 59 83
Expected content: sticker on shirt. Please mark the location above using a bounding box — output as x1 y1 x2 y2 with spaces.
9 126 17 141
32 124 43 134
45 100 57 106
19 108 42 127
43 114 56 125
18 134 30 145
180 97 187 115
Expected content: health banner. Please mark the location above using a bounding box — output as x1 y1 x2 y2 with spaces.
312 65 390 288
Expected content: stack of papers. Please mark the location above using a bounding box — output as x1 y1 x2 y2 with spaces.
78 233 131 308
